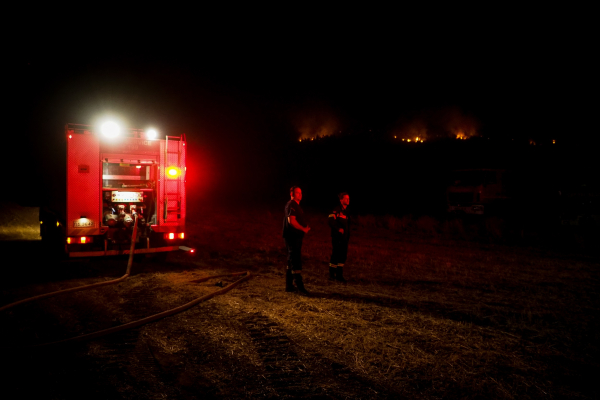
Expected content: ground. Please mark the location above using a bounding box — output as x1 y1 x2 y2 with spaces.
0 202 598 399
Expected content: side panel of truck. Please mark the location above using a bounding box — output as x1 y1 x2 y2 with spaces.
67 132 101 236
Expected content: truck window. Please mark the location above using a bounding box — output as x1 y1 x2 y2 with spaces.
102 163 154 189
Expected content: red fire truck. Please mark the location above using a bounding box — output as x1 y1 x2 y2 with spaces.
40 122 192 258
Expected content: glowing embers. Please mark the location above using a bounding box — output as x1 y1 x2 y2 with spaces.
399 137 425 143
164 232 185 240
166 166 182 179
67 236 93 244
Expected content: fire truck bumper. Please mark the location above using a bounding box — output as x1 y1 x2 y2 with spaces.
68 245 191 258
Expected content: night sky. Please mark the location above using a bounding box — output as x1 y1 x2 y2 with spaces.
6 13 595 214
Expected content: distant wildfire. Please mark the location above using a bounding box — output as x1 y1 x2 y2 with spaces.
292 106 482 143
393 119 428 143
293 105 340 142
392 107 479 142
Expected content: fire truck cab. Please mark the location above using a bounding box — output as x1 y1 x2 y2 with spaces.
40 123 191 257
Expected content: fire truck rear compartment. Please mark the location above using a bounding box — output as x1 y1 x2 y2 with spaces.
59 124 187 257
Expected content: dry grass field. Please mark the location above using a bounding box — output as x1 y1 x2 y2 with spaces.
185 203 600 399
0 201 598 399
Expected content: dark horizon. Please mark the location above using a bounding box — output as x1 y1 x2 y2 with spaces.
7 22 595 214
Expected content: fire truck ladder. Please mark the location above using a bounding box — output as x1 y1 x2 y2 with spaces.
163 135 183 222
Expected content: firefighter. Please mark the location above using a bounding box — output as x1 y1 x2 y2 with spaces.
328 192 351 282
282 186 311 295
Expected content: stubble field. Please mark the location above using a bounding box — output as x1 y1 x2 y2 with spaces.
0 202 598 399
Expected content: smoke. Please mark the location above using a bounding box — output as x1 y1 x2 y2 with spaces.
394 119 429 141
441 107 479 139
393 107 479 141
292 103 340 141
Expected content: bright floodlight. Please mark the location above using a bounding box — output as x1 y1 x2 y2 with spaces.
146 129 158 139
101 121 120 138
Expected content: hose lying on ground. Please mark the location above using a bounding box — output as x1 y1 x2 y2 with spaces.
0 215 140 313
33 271 253 348
2 213 255 348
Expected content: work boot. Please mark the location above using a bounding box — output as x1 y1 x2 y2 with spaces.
285 269 296 292
336 267 347 283
328 265 336 281
294 273 310 296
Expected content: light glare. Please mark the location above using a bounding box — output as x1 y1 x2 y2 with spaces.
101 121 120 138
146 129 158 139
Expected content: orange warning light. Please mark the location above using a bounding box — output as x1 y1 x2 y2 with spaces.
166 166 181 178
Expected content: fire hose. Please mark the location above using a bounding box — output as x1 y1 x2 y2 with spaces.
34 270 252 348
0 213 141 313
1 215 255 348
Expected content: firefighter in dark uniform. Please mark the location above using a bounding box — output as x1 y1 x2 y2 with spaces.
328 192 350 282
283 186 311 295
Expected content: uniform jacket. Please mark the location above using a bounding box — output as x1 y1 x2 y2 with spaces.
283 199 306 239
328 204 350 240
